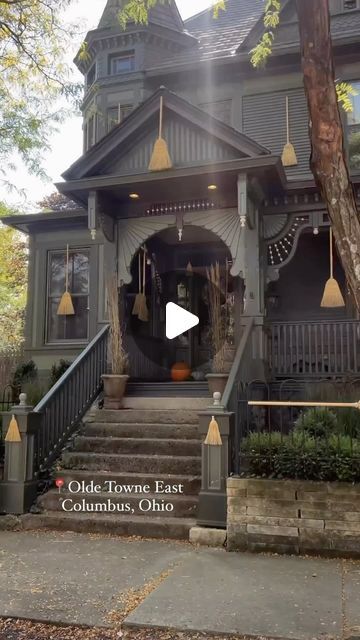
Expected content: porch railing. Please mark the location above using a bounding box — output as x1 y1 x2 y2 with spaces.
33 325 109 473
268 319 360 378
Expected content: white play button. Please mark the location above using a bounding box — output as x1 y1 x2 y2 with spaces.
166 303 199 340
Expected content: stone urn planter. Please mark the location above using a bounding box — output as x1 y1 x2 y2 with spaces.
206 373 229 398
102 374 129 410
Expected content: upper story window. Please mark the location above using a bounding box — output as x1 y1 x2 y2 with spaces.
86 64 96 88
109 52 135 75
107 105 133 132
347 81 360 169
343 0 359 9
46 249 90 343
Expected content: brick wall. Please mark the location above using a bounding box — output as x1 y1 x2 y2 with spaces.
227 478 360 557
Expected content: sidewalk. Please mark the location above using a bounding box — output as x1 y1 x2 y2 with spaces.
0 530 359 640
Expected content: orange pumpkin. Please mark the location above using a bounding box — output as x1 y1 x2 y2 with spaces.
171 362 191 382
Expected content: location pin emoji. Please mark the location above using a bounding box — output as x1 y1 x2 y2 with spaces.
55 478 65 494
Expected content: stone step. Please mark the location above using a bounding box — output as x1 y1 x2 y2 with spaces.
61 452 201 475
38 490 198 518
22 512 195 540
127 382 209 398
73 436 202 457
89 409 200 425
122 397 209 410
84 422 200 440
53 470 201 495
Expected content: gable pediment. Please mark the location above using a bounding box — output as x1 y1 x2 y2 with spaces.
63 88 269 181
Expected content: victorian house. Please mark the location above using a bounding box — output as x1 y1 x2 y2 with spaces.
1 0 360 536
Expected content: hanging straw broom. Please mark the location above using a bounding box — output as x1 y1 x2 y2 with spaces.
138 249 149 322
5 415 21 443
57 245 75 316
321 227 345 308
132 252 143 317
282 96 298 167
204 416 223 446
148 95 173 172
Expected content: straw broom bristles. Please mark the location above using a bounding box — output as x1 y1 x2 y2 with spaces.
204 416 222 446
5 415 21 442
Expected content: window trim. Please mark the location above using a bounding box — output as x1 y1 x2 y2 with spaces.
343 0 359 9
107 104 133 132
45 248 90 345
108 51 135 76
86 63 96 88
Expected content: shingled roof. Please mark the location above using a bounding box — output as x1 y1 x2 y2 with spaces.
158 0 265 67
99 0 184 32
148 0 360 70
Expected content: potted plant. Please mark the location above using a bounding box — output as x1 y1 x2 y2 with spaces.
102 273 129 409
206 262 230 398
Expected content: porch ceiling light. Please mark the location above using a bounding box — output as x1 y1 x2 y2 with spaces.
129 193 140 200
208 184 217 191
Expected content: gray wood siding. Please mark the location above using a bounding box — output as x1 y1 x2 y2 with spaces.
243 88 312 181
113 114 239 173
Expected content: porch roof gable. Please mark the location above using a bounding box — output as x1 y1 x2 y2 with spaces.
62 86 270 182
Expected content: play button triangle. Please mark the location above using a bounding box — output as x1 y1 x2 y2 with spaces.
166 303 199 340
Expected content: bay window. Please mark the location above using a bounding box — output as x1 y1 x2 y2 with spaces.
46 249 90 343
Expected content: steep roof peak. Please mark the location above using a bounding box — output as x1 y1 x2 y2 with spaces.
98 0 184 32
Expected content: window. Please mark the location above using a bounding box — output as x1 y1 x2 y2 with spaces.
86 114 96 150
347 81 360 169
46 249 90 343
107 105 133 132
343 0 359 9
109 52 135 75
86 64 96 88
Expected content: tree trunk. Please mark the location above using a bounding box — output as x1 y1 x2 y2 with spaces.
296 0 360 309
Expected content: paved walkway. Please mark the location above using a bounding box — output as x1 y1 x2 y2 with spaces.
0 530 359 640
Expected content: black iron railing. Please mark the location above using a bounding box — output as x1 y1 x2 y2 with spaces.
233 378 360 483
33 325 109 473
268 319 360 377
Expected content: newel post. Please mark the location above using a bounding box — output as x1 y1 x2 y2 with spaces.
0 393 39 514
197 399 235 529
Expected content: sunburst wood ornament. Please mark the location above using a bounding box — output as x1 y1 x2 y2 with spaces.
321 227 345 308
148 95 173 172
57 245 75 316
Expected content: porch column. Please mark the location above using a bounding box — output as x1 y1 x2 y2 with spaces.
197 409 235 528
237 174 266 379
237 174 262 318
0 394 38 515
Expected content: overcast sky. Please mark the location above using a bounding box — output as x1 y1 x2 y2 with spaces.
1 0 213 211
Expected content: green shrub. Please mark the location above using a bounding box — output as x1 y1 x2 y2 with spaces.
295 407 338 439
241 431 360 483
12 360 37 389
22 382 46 408
49 360 72 388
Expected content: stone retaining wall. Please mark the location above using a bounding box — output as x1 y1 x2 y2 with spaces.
227 478 360 557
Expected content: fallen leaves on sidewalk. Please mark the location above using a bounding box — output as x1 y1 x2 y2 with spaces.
108 569 172 625
0 619 255 640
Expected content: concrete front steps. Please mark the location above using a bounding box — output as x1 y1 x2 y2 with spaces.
25 401 205 540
